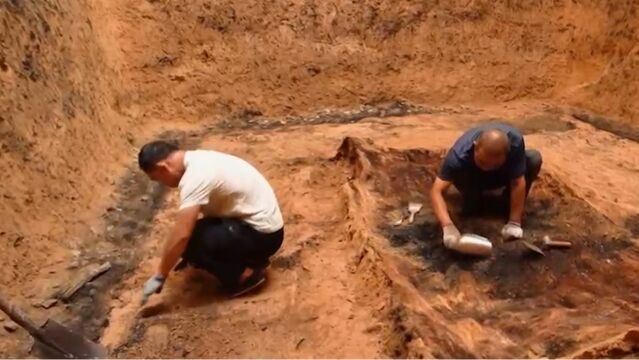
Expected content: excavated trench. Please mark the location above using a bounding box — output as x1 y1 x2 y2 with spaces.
337 136 639 358
5 0 639 358
77 111 639 359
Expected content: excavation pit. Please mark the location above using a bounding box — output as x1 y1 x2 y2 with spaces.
337 136 639 358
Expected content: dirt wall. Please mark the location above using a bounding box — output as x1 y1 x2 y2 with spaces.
108 0 639 124
0 0 133 335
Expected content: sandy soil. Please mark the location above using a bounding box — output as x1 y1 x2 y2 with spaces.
99 103 639 358
2 0 639 358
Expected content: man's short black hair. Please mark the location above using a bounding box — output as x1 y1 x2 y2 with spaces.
138 140 179 172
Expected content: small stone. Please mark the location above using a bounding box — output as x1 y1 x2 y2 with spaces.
89 289 97 297
3 322 18 332
126 132 135 145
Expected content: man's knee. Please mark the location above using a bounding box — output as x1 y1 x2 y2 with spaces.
526 149 542 178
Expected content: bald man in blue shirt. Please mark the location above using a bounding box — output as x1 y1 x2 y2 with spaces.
430 123 542 254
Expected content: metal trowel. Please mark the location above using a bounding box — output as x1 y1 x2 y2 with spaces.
521 240 545 256
407 202 423 224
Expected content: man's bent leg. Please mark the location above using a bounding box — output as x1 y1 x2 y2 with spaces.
226 220 284 268
181 218 250 287
181 218 284 287
525 149 543 196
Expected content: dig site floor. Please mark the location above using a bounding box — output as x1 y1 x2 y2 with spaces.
102 103 639 358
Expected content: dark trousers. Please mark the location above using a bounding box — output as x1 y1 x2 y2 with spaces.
453 149 543 212
181 218 284 287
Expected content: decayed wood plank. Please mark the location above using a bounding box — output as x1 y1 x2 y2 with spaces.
57 262 112 301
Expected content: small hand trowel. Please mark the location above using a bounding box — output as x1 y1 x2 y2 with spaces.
407 202 423 224
521 240 545 256
521 235 573 256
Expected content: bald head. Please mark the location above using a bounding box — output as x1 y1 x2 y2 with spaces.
476 129 510 156
473 129 510 171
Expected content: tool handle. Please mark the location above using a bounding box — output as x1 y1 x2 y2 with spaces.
408 212 416 223
546 240 572 248
0 292 42 336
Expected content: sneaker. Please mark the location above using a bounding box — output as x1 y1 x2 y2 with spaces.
230 269 266 298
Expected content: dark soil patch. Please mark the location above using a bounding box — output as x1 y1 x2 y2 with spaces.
478 112 575 135
624 214 639 237
572 109 639 143
369 146 632 301
217 101 432 130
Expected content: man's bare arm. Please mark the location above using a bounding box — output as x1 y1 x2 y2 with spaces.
509 176 526 224
431 177 453 226
157 205 201 277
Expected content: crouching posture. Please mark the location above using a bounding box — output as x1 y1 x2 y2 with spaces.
430 123 542 254
138 141 284 302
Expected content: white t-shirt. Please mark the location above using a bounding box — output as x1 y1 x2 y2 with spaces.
178 150 284 233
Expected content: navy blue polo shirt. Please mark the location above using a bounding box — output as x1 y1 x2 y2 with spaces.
438 123 526 188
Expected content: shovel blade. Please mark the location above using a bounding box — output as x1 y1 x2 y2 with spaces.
36 319 107 359
522 240 545 256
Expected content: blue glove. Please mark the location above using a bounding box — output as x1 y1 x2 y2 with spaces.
141 274 165 304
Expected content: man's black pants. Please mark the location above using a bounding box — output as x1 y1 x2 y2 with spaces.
181 218 284 287
453 149 543 213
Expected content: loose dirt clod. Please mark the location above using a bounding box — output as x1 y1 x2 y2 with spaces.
3 322 17 333
40 299 57 309
295 338 305 350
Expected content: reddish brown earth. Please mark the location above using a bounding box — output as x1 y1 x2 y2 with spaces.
2 0 639 358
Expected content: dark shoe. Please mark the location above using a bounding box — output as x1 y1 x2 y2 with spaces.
229 269 266 298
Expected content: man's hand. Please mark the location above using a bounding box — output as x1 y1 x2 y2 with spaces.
501 221 523 240
443 224 461 248
141 274 165 305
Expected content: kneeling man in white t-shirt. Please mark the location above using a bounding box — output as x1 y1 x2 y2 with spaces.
137 140 284 303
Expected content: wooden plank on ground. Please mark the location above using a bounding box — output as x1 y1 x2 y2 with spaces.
57 262 112 301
